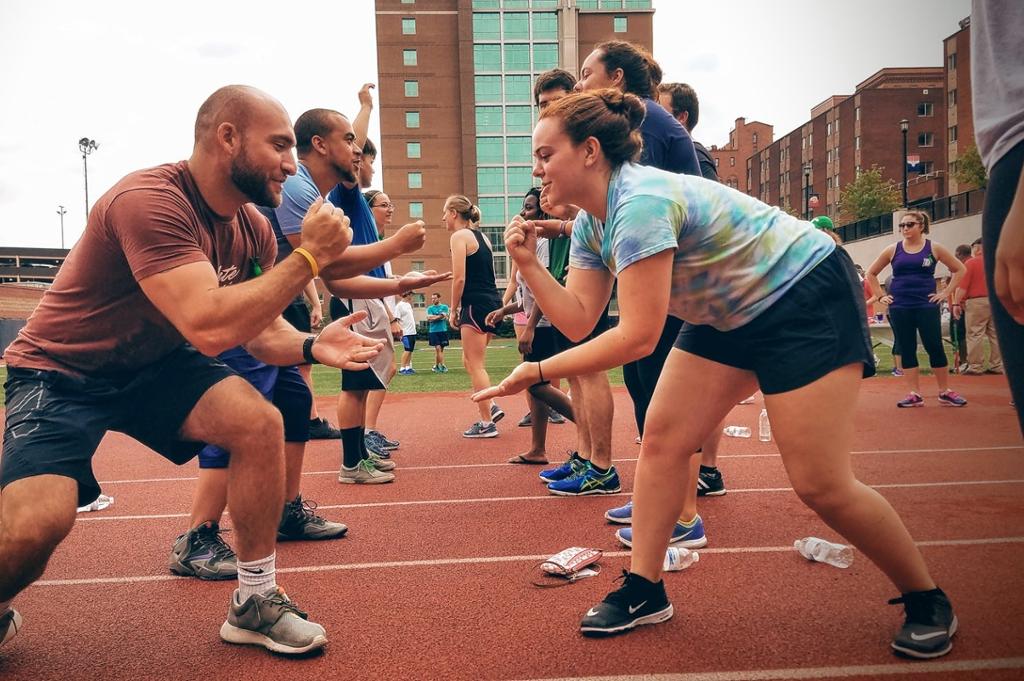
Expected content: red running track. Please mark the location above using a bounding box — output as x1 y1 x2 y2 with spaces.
1 376 1022 680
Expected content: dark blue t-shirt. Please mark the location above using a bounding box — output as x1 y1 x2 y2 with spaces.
326 182 387 279
639 98 701 177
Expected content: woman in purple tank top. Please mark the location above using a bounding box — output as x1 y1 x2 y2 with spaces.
866 211 967 407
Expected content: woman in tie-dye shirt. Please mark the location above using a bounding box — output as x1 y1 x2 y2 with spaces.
474 89 956 659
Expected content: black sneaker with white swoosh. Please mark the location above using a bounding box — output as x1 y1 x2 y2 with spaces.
580 570 673 636
889 588 957 659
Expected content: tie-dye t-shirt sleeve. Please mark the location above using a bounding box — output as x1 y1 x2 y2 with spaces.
568 197 680 273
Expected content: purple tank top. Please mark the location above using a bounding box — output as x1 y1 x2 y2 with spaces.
888 240 937 309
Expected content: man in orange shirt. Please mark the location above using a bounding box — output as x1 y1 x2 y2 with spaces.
954 238 1003 374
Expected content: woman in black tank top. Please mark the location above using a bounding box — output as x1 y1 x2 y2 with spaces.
445 194 505 437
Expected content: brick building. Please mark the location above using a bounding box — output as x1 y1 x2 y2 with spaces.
708 117 773 192
374 0 654 306
944 16 974 194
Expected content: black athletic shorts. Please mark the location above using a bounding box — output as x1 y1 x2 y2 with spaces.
459 297 502 335
282 297 312 333
553 303 612 352
1 345 236 507
331 296 386 392
524 326 559 363
428 331 450 347
673 247 876 394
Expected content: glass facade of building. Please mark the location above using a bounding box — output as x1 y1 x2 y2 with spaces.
471 0 564 280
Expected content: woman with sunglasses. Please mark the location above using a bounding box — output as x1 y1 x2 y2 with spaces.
475 89 957 659
865 211 967 408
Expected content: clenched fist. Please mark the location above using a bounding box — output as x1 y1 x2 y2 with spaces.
299 197 353 272
391 220 428 255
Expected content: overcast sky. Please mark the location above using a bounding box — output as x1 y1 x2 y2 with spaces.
0 0 970 249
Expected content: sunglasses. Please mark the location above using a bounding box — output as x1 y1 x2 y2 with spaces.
898 221 919 228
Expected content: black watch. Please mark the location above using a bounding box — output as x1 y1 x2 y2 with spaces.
302 335 320 364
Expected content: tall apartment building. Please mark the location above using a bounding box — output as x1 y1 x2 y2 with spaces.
374 0 654 304
944 16 974 195
747 67 947 222
708 117 773 193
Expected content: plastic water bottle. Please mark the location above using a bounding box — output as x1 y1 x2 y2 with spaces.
723 425 751 438
663 547 700 572
793 537 854 569
758 408 771 442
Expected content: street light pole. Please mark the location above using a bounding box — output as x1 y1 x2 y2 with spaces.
56 205 67 249
79 137 99 219
899 119 909 208
803 162 812 220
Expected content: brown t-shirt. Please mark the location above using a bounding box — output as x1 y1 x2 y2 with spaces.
4 161 277 377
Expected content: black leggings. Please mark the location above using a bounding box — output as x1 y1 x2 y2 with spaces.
623 315 683 436
983 138 1024 435
888 306 947 370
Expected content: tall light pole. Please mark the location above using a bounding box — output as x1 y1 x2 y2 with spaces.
56 205 67 249
79 137 99 219
803 161 812 220
899 119 909 208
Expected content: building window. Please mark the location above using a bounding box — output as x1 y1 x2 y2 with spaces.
402 17 416 34
505 106 533 132
483 226 505 253
478 197 505 224
855 136 860 150
404 80 419 97
503 44 531 71
406 142 421 159
531 12 557 40
473 12 500 40
407 172 422 189
412 293 426 309
855 107 860 121
475 75 502 103
714 157 719 167
948 125 958 143
472 0 499 7
506 136 532 164
533 43 558 71
473 44 500 71
921 161 934 174
917 102 934 117
409 202 423 219
405 111 420 128
502 12 529 40
949 89 958 107
507 166 533 192
505 75 532 102
614 16 628 32
826 122 832 136
730 156 735 167
948 52 957 70
918 132 934 147
402 0 415 3
476 137 504 164
403 49 417 66
835 119 840 133
411 260 425 272
477 167 505 194
475 106 503 133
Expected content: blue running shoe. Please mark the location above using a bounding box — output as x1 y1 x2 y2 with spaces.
616 515 707 549
539 452 584 483
604 500 633 524
548 463 621 496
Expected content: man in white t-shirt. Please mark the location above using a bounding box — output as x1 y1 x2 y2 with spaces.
395 292 418 374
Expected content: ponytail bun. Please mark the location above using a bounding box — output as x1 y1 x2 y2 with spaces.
598 90 646 134
470 204 481 224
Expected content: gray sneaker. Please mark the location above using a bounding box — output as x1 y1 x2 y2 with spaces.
220 586 327 655
366 429 400 451
463 421 498 438
368 452 396 472
490 403 505 423
277 495 348 541
168 521 237 580
1 608 22 647
338 457 395 484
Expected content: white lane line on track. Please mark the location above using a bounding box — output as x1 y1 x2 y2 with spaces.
94 444 1024 485
30 535 1024 588
516 656 1024 681
75 479 1024 522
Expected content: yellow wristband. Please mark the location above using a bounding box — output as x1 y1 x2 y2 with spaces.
292 247 319 278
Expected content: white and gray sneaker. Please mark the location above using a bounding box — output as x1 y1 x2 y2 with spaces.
338 457 395 484
463 421 498 438
1 608 22 647
220 586 327 655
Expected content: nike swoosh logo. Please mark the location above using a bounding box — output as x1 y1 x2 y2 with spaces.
586 608 600 617
909 630 947 641
628 601 647 615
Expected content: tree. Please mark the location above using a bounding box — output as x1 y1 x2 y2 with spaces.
953 144 987 189
838 166 903 222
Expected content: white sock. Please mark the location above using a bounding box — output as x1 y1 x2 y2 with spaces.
237 553 276 602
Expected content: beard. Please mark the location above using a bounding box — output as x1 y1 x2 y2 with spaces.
230 143 279 207
332 160 358 186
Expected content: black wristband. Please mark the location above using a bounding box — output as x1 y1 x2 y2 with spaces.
302 335 320 364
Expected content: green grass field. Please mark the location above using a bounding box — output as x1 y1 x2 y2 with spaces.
0 341 955 405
